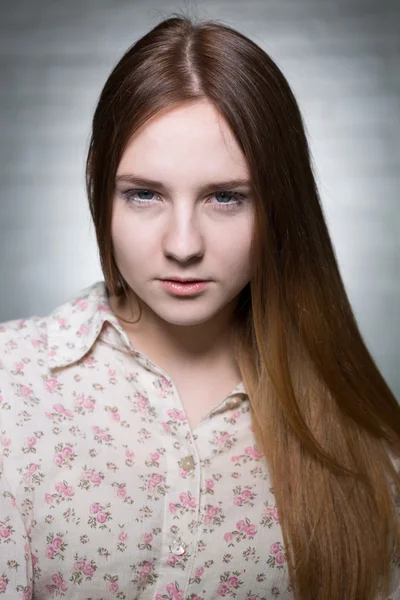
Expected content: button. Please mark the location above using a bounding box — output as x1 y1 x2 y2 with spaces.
226 397 241 409
180 455 195 472
169 539 187 556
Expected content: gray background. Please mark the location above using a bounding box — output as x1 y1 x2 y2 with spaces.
0 1 399 398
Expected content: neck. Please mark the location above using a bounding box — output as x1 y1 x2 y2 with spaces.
108 289 240 369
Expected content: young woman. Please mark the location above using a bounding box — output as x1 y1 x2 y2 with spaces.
0 13 399 600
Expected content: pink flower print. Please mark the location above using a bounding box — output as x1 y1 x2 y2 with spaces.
276 552 286 565
62 446 73 459
147 473 163 491
118 531 128 542
111 411 121 422
233 410 241 418
137 398 148 413
92 426 101 435
167 554 179 566
52 536 63 550
270 542 280 555
63 485 74 497
166 408 186 422
242 489 252 499
116 486 126 499
26 436 36 448
179 492 188 504
46 545 55 559
166 582 178 595
215 432 232 446
107 581 119 593
83 563 95 576
227 576 239 588
195 566 204 578
84 397 95 409
236 520 246 532
169 502 178 514
245 523 257 537
0 577 8 593
233 496 243 506
205 479 214 490
20 385 32 398
244 445 263 459
96 512 107 524
51 573 68 592
22 586 33 600
45 493 53 504
90 502 100 514
23 462 38 483
150 452 160 461
74 299 88 311
223 532 233 543
0 526 11 539
55 481 65 493
77 324 90 336
125 449 134 459
45 378 59 393
90 472 103 484
74 559 86 571
217 583 229 596
53 404 73 418
1 437 11 447
141 561 153 575
51 573 62 585
15 361 24 372
204 505 219 524
179 492 196 508
55 453 64 466
108 369 116 377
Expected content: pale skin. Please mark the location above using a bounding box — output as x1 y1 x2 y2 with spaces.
109 99 255 429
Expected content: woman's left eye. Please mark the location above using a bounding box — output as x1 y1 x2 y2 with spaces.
121 189 247 210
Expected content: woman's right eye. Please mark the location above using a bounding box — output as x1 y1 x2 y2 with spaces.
121 189 155 204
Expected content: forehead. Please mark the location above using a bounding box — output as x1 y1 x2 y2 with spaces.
117 100 250 183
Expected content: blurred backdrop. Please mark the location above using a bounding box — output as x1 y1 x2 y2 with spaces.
0 0 399 397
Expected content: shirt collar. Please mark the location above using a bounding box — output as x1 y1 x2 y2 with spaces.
46 280 248 399
46 281 132 369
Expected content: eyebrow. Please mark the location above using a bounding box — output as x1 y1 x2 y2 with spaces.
115 173 253 195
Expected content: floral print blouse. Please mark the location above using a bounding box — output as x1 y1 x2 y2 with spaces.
0 281 399 600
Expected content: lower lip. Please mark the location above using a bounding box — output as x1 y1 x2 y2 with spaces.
159 280 210 295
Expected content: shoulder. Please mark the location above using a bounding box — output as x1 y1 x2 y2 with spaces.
0 280 109 378
0 313 47 370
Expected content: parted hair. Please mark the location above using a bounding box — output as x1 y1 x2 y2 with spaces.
85 11 400 600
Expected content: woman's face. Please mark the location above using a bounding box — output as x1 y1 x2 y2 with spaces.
111 99 255 332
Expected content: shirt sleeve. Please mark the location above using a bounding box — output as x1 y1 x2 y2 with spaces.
0 352 33 599
0 467 32 598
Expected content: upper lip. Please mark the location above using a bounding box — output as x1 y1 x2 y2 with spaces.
161 276 208 282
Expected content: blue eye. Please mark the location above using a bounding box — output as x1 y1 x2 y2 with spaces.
121 189 247 210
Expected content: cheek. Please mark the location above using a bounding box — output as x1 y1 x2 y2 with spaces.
111 208 151 265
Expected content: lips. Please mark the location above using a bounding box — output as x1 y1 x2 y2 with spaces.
162 279 207 283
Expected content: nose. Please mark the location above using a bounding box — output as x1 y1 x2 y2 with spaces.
162 212 205 264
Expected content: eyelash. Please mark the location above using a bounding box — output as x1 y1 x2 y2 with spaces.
120 188 247 211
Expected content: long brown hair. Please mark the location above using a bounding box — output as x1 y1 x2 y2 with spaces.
85 11 400 599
